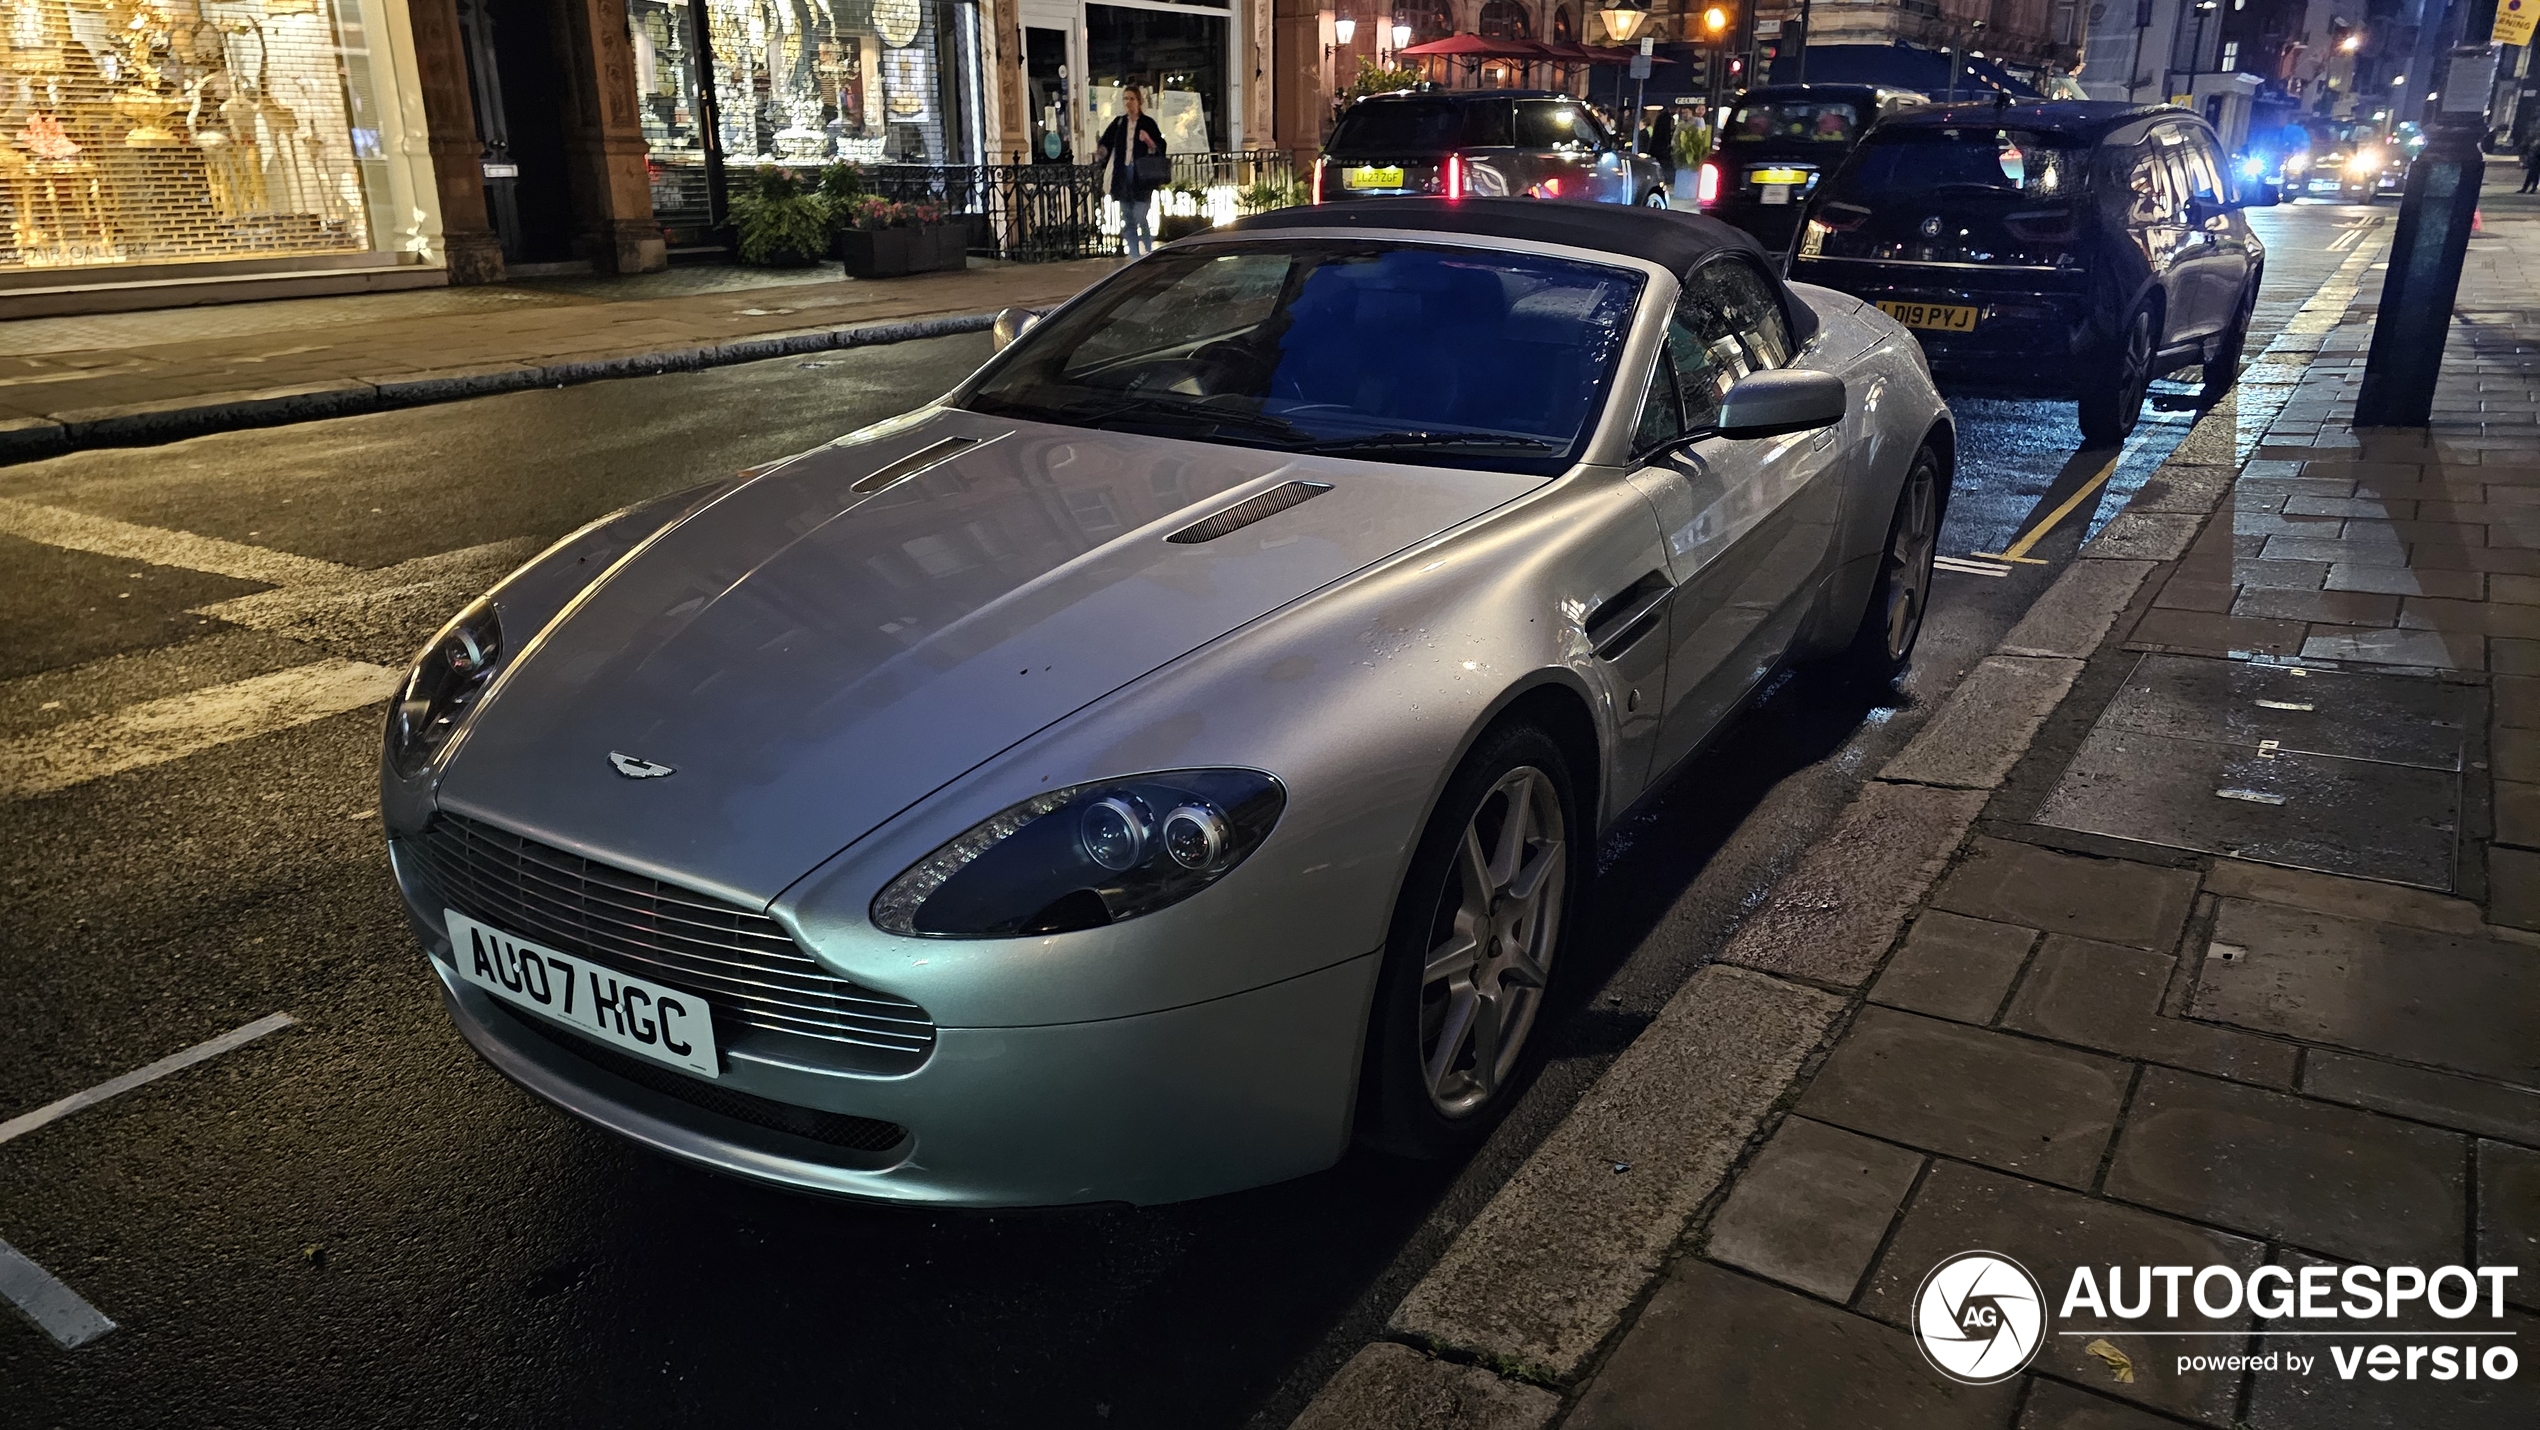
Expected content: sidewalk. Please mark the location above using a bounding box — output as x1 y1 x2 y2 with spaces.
1294 179 2540 1428
0 257 1117 462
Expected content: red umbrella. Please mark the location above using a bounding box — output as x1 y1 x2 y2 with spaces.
1396 33 1533 58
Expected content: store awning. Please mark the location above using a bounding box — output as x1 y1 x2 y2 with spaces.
1397 33 1531 59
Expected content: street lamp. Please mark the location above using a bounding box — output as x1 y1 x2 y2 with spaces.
1601 0 1649 44
1391 19 1412 48
1334 16 1356 44
2339 32 2362 54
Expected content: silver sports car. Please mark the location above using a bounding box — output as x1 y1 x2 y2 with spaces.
383 199 1949 1207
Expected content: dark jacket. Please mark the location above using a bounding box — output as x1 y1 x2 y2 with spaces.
1100 113 1168 201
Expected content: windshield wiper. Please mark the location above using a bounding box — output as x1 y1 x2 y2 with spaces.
1060 393 1312 443
1299 431 1563 455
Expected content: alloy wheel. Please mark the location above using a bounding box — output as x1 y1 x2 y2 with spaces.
1417 765 1565 1117
1642 189 1669 208
1881 458 1940 663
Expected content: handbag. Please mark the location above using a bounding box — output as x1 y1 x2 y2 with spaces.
1133 149 1171 190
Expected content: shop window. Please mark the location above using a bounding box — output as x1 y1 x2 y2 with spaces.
1403 0 1452 43
1086 3 1227 155
0 0 404 272
1552 5 1574 42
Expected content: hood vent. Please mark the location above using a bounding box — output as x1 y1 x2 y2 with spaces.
851 435 990 496
1167 480 1333 545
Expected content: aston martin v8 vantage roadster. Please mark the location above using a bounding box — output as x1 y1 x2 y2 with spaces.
383 199 1950 1207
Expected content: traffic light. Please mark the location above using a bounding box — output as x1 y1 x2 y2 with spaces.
1703 4 1729 35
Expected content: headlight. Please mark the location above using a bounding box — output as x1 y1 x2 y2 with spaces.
386 598 503 780
871 769 1284 937
2346 148 2382 176
2238 157 2263 179
2286 153 2310 174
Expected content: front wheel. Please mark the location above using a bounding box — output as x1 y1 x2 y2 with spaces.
1358 723 1579 1158
1838 445 1941 685
2201 275 2259 403
1641 188 1670 208
2077 304 2155 446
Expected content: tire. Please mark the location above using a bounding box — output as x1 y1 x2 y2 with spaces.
1839 444 1942 686
2200 275 2258 404
1358 722 1581 1159
1641 188 1670 208
2077 303 2156 446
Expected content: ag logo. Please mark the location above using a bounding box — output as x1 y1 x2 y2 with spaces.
1913 1251 2046 1384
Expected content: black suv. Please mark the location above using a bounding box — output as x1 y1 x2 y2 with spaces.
1697 83 1927 251
1315 90 1669 208
1789 101 2269 444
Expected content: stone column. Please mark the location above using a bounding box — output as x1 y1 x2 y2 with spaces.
547 0 671 273
1273 0 1331 168
991 0 1030 162
406 0 507 284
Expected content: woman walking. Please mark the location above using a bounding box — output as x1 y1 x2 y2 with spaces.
1095 85 1169 258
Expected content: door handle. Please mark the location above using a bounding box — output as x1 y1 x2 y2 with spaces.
1583 570 1673 660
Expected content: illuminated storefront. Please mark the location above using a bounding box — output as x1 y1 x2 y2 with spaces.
1015 0 1243 164
625 0 973 233
0 0 436 278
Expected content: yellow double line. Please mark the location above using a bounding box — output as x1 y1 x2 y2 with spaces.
1973 452 2119 565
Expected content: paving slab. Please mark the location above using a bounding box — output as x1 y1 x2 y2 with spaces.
2018 1377 2216 1430
2003 937 2297 1087
1929 839 2200 953
2301 1050 2540 1147
2243 1252 2540 1430
2075 655 2474 768
2477 1140 2540 1311
1703 1117 1924 1304
2201 859 2489 935
2103 1067 2467 1266
1716 781 1988 988
1860 1160 2266 1426
1870 911 2038 1025
1564 1258 2021 1430
1285 1342 1558 1430
1999 561 2158 660
2195 898 2540 1084
1388 967 1846 1381
1795 1007 2130 1190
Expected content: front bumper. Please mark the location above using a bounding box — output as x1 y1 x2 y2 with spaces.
431 948 1379 1207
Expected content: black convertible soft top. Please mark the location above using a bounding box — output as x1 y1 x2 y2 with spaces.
1226 198 1818 344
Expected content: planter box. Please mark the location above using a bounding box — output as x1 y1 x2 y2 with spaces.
838 222 968 279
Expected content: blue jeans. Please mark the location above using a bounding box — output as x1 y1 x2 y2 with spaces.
1122 197 1154 258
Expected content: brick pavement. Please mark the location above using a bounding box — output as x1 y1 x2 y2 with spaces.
0 257 1117 459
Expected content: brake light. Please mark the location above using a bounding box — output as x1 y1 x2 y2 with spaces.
1312 158 1323 205
1446 152 1464 200
1697 161 1720 205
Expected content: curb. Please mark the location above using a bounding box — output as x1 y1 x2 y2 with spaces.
0 310 1000 465
1281 236 2391 1428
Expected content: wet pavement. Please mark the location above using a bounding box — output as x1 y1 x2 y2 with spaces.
0 199 2397 1429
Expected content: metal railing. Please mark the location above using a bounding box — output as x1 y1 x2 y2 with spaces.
856 153 1303 261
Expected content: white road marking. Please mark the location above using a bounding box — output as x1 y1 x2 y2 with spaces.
0 660 398 800
0 1013 298 1148
0 497 353 588
1934 555 2013 577
0 1238 115 1348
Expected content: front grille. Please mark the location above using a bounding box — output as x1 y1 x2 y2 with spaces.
401 814 935 1073
519 1017 910 1156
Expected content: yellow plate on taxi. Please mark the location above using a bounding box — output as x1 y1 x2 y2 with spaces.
1345 166 1404 189
1750 167 1810 185
1877 301 1981 333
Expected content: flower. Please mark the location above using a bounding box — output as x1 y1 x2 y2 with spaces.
23 115 79 161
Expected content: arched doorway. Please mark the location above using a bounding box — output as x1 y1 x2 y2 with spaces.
1552 4 1574 42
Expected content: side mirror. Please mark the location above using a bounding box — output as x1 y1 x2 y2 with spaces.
992 307 1041 352
1716 369 1846 440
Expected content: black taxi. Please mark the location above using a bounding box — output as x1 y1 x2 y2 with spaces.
1789 101 2268 444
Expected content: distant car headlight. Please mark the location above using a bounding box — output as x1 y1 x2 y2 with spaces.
2238 156 2263 179
871 769 1285 937
2346 147 2383 177
387 598 503 780
2286 153 2310 174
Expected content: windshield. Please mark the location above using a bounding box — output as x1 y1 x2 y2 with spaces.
1822 126 2083 203
1328 100 1508 155
961 242 1644 475
1728 100 1859 145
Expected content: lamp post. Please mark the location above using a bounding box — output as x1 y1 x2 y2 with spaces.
1703 5 1728 121
2185 0 2219 107
1602 1 1648 115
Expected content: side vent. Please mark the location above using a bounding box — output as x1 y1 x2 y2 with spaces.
1167 480 1333 545
851 435 987 495
1582 571 1674 660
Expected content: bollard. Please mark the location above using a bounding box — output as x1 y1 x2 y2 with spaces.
2355 114 2487 428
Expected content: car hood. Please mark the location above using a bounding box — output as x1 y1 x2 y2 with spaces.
436 409 1542 905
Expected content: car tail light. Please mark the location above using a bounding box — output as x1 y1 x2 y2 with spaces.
1697 161 1719 205
1445 152 1464 200
2004 208 2079 241
1312 158 1324 204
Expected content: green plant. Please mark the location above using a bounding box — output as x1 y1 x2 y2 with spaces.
1240 178 1307 213
1675 119 1711 170
815 162 871 203
731 166 832 266
1344 55 1420 103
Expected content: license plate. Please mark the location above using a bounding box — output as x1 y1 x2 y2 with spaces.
1761 184 1790 205
1751 167 1809 185
1877 300 1981 333
446 909 720 1078
1345 166 1403 189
